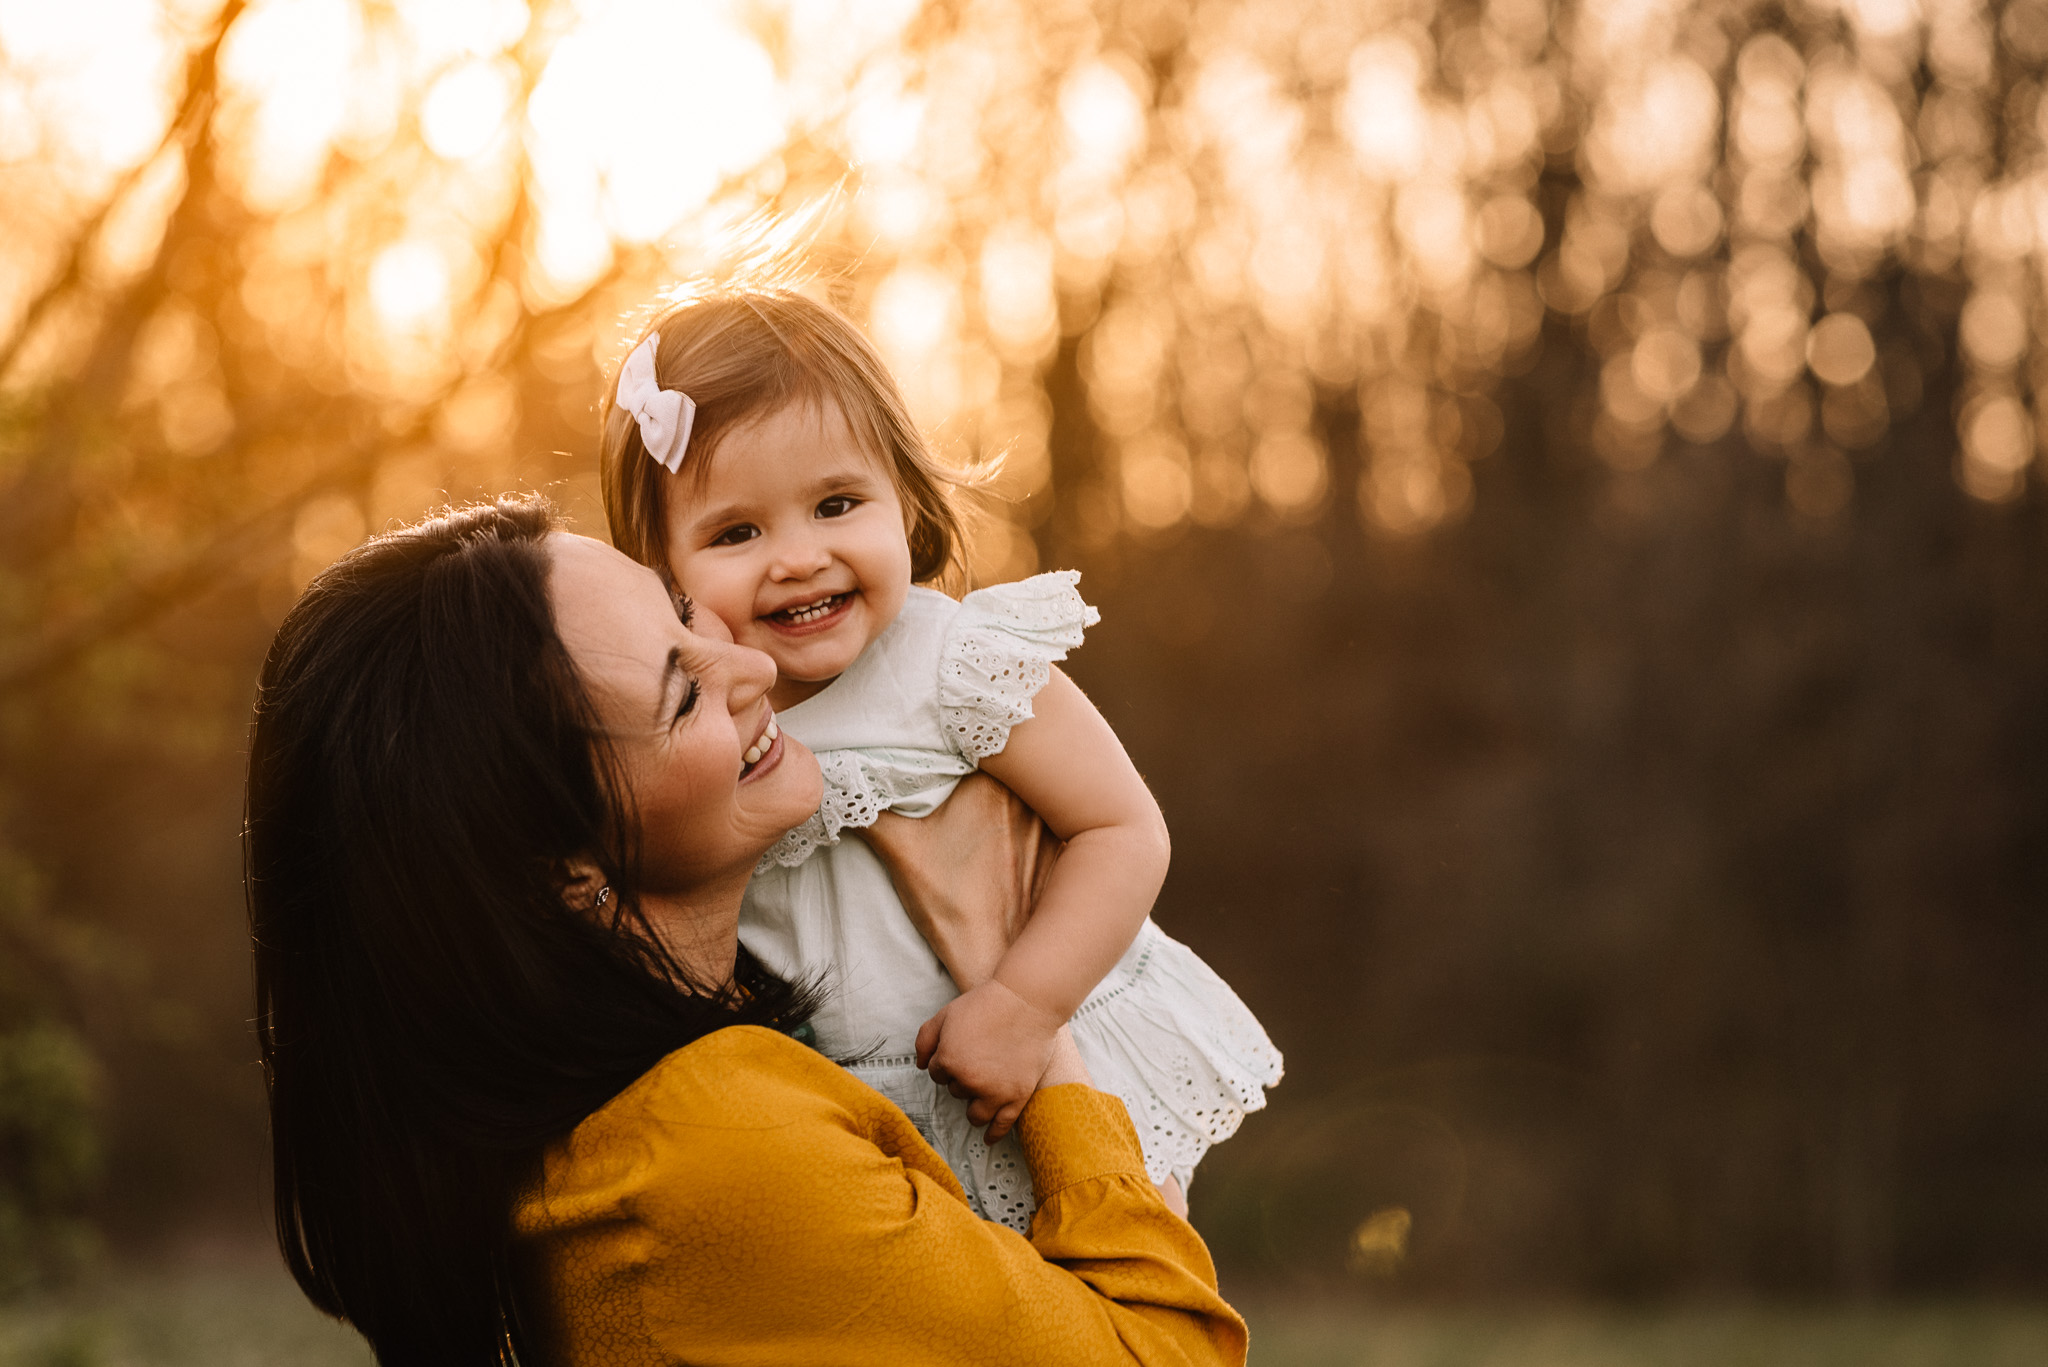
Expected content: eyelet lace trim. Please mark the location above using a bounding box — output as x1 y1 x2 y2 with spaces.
759 751 945 871
938 571 1100 764
1067 927 1286 1187
759 573 1099 871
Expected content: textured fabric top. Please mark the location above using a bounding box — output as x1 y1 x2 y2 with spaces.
758 573 1098 870
512 1026 1248 1367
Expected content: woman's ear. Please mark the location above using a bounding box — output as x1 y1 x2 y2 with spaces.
559 857 609 913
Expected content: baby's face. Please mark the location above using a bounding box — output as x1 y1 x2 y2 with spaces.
663 397 912 711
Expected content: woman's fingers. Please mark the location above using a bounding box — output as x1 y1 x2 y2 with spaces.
914 1012 943 1070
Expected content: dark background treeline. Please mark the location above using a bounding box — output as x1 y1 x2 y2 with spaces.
1061 340 2048 1296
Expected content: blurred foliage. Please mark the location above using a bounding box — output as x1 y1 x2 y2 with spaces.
0 858 103 1297
0 1026 101 1299
2 0 2047 1299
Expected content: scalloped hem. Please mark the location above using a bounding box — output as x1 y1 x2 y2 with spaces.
1068 921 1284 1186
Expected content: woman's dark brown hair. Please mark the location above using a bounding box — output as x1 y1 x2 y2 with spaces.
245 495 812 1365
600 287 967 585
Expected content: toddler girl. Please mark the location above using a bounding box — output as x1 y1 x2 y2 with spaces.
598 287 1280 1230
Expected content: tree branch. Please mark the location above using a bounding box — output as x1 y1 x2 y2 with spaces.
0 0 247 383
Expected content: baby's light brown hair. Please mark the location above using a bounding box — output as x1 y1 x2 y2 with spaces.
599 288 965 586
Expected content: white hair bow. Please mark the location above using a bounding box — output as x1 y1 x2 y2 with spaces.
613 333 697 473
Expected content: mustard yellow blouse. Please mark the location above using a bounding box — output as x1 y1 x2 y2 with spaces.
512 1026 1248 1366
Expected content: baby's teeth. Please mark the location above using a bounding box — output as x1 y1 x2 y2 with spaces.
783 595 837 623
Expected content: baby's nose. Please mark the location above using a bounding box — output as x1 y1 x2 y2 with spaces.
768 531 833 578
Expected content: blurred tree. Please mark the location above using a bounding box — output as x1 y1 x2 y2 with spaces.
2 0 2047 1297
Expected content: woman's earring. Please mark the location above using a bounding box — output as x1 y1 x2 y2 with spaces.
595 886 613 908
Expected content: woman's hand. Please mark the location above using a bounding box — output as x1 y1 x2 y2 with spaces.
855 772 1061 989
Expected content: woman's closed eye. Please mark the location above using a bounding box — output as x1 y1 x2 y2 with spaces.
673 677 700 723
815 495 860 519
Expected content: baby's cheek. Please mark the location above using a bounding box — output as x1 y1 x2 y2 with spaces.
674 560 751 632
689 605 739 644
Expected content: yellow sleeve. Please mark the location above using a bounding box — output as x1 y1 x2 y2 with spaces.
523 1028 1246 1367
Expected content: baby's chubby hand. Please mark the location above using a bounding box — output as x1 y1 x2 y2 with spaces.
915 979 1065 1145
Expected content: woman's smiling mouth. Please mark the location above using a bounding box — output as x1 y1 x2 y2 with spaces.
740 714 781 779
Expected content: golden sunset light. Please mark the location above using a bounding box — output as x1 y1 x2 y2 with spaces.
5 0 2048 1358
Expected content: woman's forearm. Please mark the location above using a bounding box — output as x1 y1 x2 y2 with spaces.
1008 1084 1247 1365
522 1030 1245 1367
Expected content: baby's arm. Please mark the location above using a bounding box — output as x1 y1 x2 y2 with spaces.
915 666 1170 1141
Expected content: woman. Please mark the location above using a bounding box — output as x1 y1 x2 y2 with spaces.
245 496 1246 1366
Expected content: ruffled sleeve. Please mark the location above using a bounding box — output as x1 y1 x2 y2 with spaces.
938 571 1101 764
758 747 965 870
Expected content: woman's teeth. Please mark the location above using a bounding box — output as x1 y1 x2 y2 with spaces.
778 594 843 624
743 716 779 767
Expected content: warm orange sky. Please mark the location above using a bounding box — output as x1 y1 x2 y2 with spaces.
4 0 2046 551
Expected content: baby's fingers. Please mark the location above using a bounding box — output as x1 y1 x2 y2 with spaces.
982 1100 1026 1146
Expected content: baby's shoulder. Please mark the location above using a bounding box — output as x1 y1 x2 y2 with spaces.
871 584 964 665
953 571 1099 643
827 585 962 701
871 575 1097 679
898 582 963 624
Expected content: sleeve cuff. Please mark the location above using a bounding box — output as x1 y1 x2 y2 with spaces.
1014 1084 1150 1202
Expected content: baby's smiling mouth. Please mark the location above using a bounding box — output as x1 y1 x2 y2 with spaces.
767 592 851 626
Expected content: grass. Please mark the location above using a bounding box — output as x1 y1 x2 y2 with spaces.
0 1259 371 1367
1 1261 2043 1366
1239 1298 2048 1367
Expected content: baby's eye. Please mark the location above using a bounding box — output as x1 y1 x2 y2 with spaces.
709 524 759 548
672 592 694 627
816 495 860 519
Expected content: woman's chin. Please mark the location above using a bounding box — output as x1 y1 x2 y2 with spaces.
750 735 823 836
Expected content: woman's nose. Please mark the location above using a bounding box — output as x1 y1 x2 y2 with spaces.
717 637 779 710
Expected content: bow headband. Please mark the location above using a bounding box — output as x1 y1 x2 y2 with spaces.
613 333 698 474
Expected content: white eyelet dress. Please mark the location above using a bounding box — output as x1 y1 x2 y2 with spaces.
738 572 1284 1231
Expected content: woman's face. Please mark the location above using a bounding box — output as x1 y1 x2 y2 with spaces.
547 534 822 895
